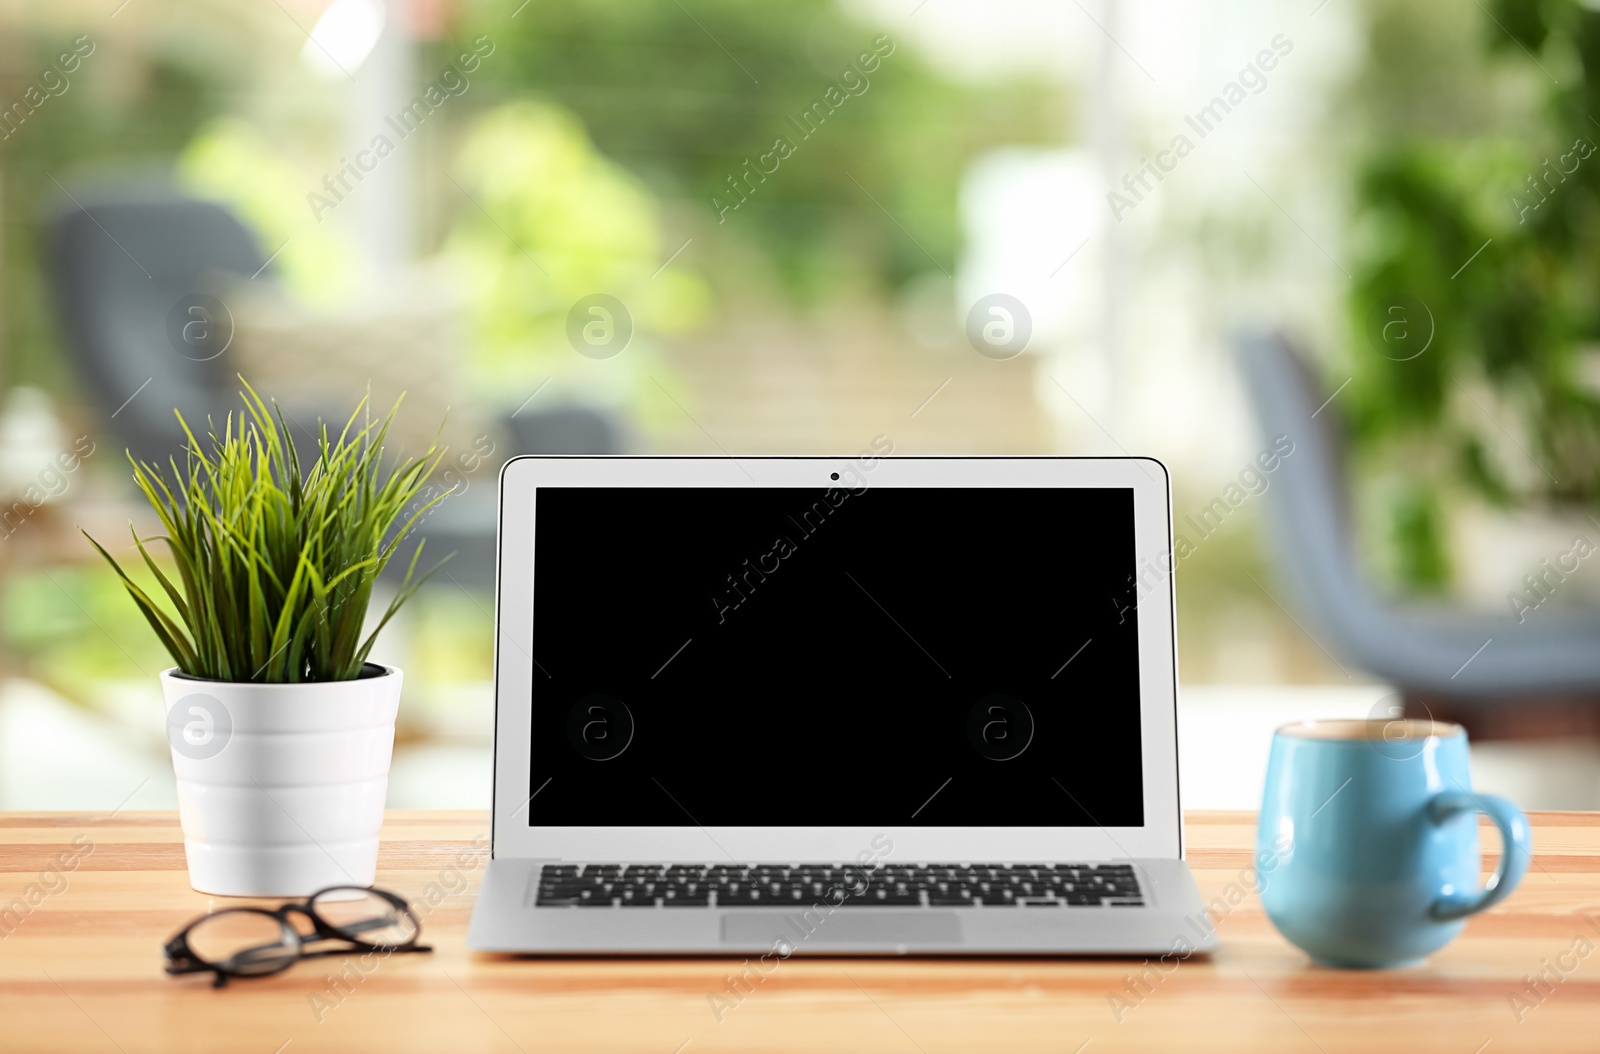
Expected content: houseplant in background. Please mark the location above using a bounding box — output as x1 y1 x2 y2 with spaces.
84 383 448 896
1344 0 1600 590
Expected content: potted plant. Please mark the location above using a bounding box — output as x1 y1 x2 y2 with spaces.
84 383 447 896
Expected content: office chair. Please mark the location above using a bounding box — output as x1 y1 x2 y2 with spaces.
1238 329 1600 724
46 187 621 590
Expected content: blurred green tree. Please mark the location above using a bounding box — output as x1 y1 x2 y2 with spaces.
450 0 1064 305
442 100 712 421
1346 0 1600 588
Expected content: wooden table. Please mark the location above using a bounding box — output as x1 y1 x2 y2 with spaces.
2 810 1597 1053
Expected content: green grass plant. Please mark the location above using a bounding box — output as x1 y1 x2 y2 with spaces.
84 382 449 682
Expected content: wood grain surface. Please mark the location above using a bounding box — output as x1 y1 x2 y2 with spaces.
2 810 1598 1053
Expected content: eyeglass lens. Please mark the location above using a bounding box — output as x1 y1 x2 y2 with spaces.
309 888 419 947
184 910 300 976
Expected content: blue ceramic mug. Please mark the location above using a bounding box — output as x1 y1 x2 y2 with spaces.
1257 718 1531 968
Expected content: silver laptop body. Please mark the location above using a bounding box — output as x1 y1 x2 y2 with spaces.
469 455 1216 956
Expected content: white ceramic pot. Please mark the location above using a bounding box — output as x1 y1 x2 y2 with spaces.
161 664 402 897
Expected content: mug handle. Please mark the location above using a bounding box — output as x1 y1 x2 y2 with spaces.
1424 790 1532 922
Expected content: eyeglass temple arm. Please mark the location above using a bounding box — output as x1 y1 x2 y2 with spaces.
296 943 433 963
295 914 419 944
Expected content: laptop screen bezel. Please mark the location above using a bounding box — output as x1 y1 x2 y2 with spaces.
489 455 1183 862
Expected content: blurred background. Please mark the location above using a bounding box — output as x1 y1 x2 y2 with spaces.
5 0 1600 813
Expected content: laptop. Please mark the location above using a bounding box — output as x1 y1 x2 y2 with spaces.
468 454 1216 956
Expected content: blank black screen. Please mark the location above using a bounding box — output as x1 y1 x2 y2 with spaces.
527 484 1146 827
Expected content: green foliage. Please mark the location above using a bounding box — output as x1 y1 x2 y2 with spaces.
1346 0 1600 584
443 101 710 401
2 566 176 689
177 119 361 308
83 384 448 683
1391 488 1452 590
451 0 1063 303
173 102 713 413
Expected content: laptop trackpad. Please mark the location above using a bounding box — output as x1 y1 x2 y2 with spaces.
722 912 962 945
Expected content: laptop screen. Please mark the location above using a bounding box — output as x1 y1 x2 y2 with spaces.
526 484 1145 828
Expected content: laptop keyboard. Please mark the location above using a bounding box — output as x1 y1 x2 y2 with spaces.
533 863 1144 908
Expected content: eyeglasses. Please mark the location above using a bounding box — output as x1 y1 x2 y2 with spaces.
163 886 432 987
